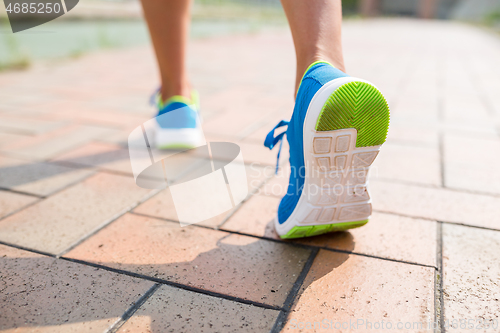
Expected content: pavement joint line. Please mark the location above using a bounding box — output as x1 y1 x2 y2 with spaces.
50 159 119 174
237 118 270 141
215 172 275 228
213 225 439 269
105 283 161 333
0 187 45 198
438 131 446 188
129 211 313 252
436 54 445 123
0 238 283 311
0 128 37 136
130 168 274 231
0 195 43 223
440 220 500 232
0 151 36 161
0 239 57 258
130 210 440 269
384 51 418 111
94 139 128 148
0 168 98 216
436 53 446 193
36 140 218 180
373 209 500 232
435 221 444 333
241 136 264 145
260 175 500 199
382 139 437 149
321 247 438 270
57 188 162 257
49 159 165 181
95 168 136 178
59 256 284 311
33 138 97 164
270 247 319 333
461 55 496 118
372 177 500 198
39 169 99 197
214 202 244 229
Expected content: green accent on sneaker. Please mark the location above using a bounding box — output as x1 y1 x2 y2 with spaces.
296 60 335 96
156 143 198 150
280 220 368 239
315 81 390 147
157 90 200 111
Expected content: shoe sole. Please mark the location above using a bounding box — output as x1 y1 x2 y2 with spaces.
276 78 390 239
155 126 205 150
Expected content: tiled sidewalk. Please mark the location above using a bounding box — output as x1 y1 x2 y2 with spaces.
1 19 499 332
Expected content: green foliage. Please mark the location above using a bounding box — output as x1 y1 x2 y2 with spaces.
484 10 500 25
0 19 31 71
342 0 360 15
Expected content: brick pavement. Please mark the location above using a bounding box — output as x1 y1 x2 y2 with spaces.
1 19 499 332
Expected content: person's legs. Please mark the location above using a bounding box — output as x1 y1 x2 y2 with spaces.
141 0 203 149
140 0 192 102
280 0 346 95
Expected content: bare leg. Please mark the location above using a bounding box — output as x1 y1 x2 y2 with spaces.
140 0 192 102
280 0 346 95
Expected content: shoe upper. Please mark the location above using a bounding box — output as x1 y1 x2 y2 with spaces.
155 93 199 129
277 62 349 224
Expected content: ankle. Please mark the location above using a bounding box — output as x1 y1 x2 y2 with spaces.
160 83 192 104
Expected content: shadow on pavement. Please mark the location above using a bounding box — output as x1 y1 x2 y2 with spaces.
0 231 355 332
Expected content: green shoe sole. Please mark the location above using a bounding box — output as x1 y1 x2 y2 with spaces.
281 220 368 239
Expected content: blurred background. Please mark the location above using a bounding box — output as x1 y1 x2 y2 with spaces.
1 0 500 71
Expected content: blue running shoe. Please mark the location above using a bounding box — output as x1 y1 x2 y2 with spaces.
153 90 205 150
265 61 390 239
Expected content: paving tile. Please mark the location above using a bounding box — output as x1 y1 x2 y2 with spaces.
442 224 500 329
322 212 436 267
51 142 133 175
441 120 499 140
117 284 279 333
52 141 242 188
198 86 260 118
0 155 93 196
443 92 491 123
0 244 154 333
202 106 270 139
134 187 237 227
0 115 66 135
385 120 438 147
244 110 294 144
96 129 134 146
443 133 500 195
0 190 38 219
0 125 115 161
370 180 500 230
0 173 152 254
284 250 435 332
134 163 272 227
260 164 291 198
203 139 289 167
221 194 281 239
66 213 311 307
371 143 441 186
0 132 30 148
49 107 150 129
